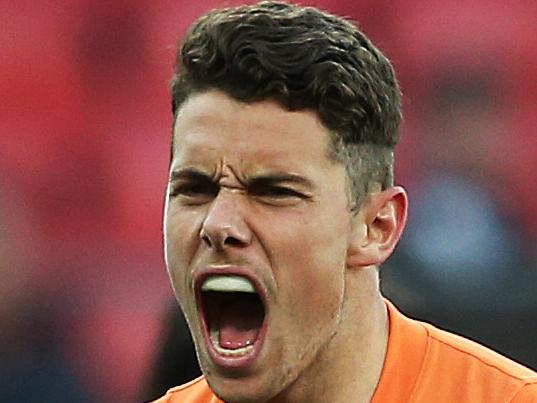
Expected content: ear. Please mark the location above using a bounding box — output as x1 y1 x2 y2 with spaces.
346 186 408 268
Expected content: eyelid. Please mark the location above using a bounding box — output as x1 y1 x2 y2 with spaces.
269 186 302 196
250 184 309 198
169 180 219 197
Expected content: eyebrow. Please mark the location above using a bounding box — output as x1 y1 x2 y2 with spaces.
245 172 315 190
170 168 315 189
169 167 212 182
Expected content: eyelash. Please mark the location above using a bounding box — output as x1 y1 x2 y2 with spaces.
169 183 217 198
169 183 309 204
253 186 303 198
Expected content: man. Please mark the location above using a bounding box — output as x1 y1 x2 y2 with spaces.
156 1 537 402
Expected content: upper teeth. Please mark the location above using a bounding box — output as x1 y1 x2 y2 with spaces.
201 275 256 293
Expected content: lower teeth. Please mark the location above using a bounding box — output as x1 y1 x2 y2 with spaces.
210 329 254 357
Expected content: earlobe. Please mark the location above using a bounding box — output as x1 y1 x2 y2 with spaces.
346 186 408 269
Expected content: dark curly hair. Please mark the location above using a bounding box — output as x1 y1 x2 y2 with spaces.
171 1 402 207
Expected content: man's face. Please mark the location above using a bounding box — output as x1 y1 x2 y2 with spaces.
164 90 356 402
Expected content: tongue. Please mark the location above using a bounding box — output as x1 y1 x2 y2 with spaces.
219 296 264 350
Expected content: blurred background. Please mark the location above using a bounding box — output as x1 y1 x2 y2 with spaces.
1 0 536 401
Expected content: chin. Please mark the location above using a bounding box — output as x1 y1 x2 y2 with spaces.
207 374 281 403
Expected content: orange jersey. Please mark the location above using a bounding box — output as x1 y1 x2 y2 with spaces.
371 301 537 402
153 300 537 402
152 377 223 403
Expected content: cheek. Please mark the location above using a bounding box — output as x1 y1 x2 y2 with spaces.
164 208 202 291
286 245 346 310
269 211 349 308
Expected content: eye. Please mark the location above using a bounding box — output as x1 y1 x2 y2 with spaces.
251 185 308 206
262 186 302 198
169 182 219 204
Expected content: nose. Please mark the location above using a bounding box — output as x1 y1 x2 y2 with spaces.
199 189 252 250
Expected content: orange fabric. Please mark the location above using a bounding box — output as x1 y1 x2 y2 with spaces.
151 376 223 403
372 301 537 403
152 300 537 402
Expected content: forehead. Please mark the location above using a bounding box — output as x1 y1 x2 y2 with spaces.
171 90 336 172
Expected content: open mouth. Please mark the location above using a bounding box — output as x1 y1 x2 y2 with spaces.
197 275 267 365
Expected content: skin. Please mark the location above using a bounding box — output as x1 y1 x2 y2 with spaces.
164 90 407 403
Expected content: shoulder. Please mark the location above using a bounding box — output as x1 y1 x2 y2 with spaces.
424 322 536 381
377 301 537 402
150 376 221 403
510 382 537 402
416 321 537 401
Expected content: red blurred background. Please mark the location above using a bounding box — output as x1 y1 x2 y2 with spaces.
1 1 536 401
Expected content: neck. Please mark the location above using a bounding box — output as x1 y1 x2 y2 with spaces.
269 267 389 403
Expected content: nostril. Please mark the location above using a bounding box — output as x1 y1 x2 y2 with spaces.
224 236 245 247
199 222 251 249
200 229 213 247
